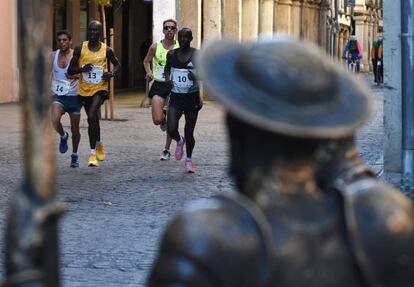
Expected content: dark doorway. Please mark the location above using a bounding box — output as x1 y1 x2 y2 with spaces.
107 0 153 91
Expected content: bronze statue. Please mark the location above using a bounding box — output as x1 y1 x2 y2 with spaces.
147 37 414 287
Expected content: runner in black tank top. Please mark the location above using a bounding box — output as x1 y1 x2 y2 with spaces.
165 28 202 173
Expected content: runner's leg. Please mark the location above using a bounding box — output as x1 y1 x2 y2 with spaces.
51 103 65 137
69 113 81 153
84 94 103 149
183 110 199 158
167 106 183 142
151 95 166 125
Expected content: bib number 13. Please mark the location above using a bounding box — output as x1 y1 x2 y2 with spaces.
83 66 103 84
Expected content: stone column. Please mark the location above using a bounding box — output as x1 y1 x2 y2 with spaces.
223 0 242 40
353 15 367 71
338 29 345 60
0 0 19 103
276 0 292 34
260 0 274 34
368 15 374 71
177 0 202 48
274 0 279 31
383 0 402 175
242 0 259 41
153 0 176 42
89 2 99 21
67 0 80 46
363 17 369 71
290 0 301 38
203 0 222 41
305 0 319 44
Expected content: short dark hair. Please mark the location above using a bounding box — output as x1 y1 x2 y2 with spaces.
163 19 177 27
178 28 193 38
57 30 72 40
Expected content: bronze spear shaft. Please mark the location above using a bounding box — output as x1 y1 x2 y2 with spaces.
3 0 64 286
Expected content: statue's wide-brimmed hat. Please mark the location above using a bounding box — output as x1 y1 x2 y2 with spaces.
196 37 372 139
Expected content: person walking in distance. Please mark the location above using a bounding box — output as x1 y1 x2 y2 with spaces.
143 19 179 161
68 20 120 167
164 28 202 173
371 37 383 83
50 30 81 168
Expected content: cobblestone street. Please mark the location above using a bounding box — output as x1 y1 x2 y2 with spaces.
0 74 384 286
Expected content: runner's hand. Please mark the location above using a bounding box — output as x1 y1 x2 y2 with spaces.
81 64 94 73
145 72 153 81
102 71 114 81
188 70 196 81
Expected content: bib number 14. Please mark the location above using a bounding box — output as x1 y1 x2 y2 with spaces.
51 79 70 96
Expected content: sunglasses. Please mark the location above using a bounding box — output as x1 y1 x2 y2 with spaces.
163 26 176 31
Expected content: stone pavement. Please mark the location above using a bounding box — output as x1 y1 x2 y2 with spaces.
0 73 384 286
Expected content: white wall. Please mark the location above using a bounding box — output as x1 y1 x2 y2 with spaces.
153 0 176 42
383 0 402 174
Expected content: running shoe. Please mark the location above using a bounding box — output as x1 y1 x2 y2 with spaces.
70 154 79 168
185 159 195 173
160 149 171 161
88 154 98 167
59 132 69 154
175 137 185 160
96 143 105 161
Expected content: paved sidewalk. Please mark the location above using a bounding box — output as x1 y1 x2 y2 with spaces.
0 76 384 286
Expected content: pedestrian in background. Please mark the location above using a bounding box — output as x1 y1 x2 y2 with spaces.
371 37 383 83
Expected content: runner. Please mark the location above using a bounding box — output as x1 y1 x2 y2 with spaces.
164 28 202 173
143 19 179 160
50 30 81 168
68 20 120 167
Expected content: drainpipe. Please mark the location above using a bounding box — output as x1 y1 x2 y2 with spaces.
401 0 414 196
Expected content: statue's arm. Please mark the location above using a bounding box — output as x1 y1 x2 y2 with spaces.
147 197 271 287
351 181 414 287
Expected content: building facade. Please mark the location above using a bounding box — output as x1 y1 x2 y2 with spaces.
0 0 383 103
0 0 18 103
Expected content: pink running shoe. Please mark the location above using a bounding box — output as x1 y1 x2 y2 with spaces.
185 159 195 173
175 137 185 160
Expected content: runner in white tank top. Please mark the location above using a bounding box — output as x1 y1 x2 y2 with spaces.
50 30 82 168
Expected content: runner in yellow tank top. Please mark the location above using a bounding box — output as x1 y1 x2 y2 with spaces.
68 20 120 167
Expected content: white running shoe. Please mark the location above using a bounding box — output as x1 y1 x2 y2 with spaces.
160 149 171 161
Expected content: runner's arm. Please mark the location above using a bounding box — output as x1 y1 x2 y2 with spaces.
67 45 93 75
103 46 120 80
164 50 173 86
143 43 157 81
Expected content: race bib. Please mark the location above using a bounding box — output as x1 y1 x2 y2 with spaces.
156 67 165 80
171 68 193 89
51 79 70 96
82 66 104 84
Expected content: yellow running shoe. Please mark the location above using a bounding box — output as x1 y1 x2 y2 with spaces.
88 154 98 167
96 143 105 161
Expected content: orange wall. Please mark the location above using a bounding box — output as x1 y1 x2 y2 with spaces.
0 0 18 103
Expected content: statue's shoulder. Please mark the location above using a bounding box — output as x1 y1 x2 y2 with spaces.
340 178 414 286
148 194 272 287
